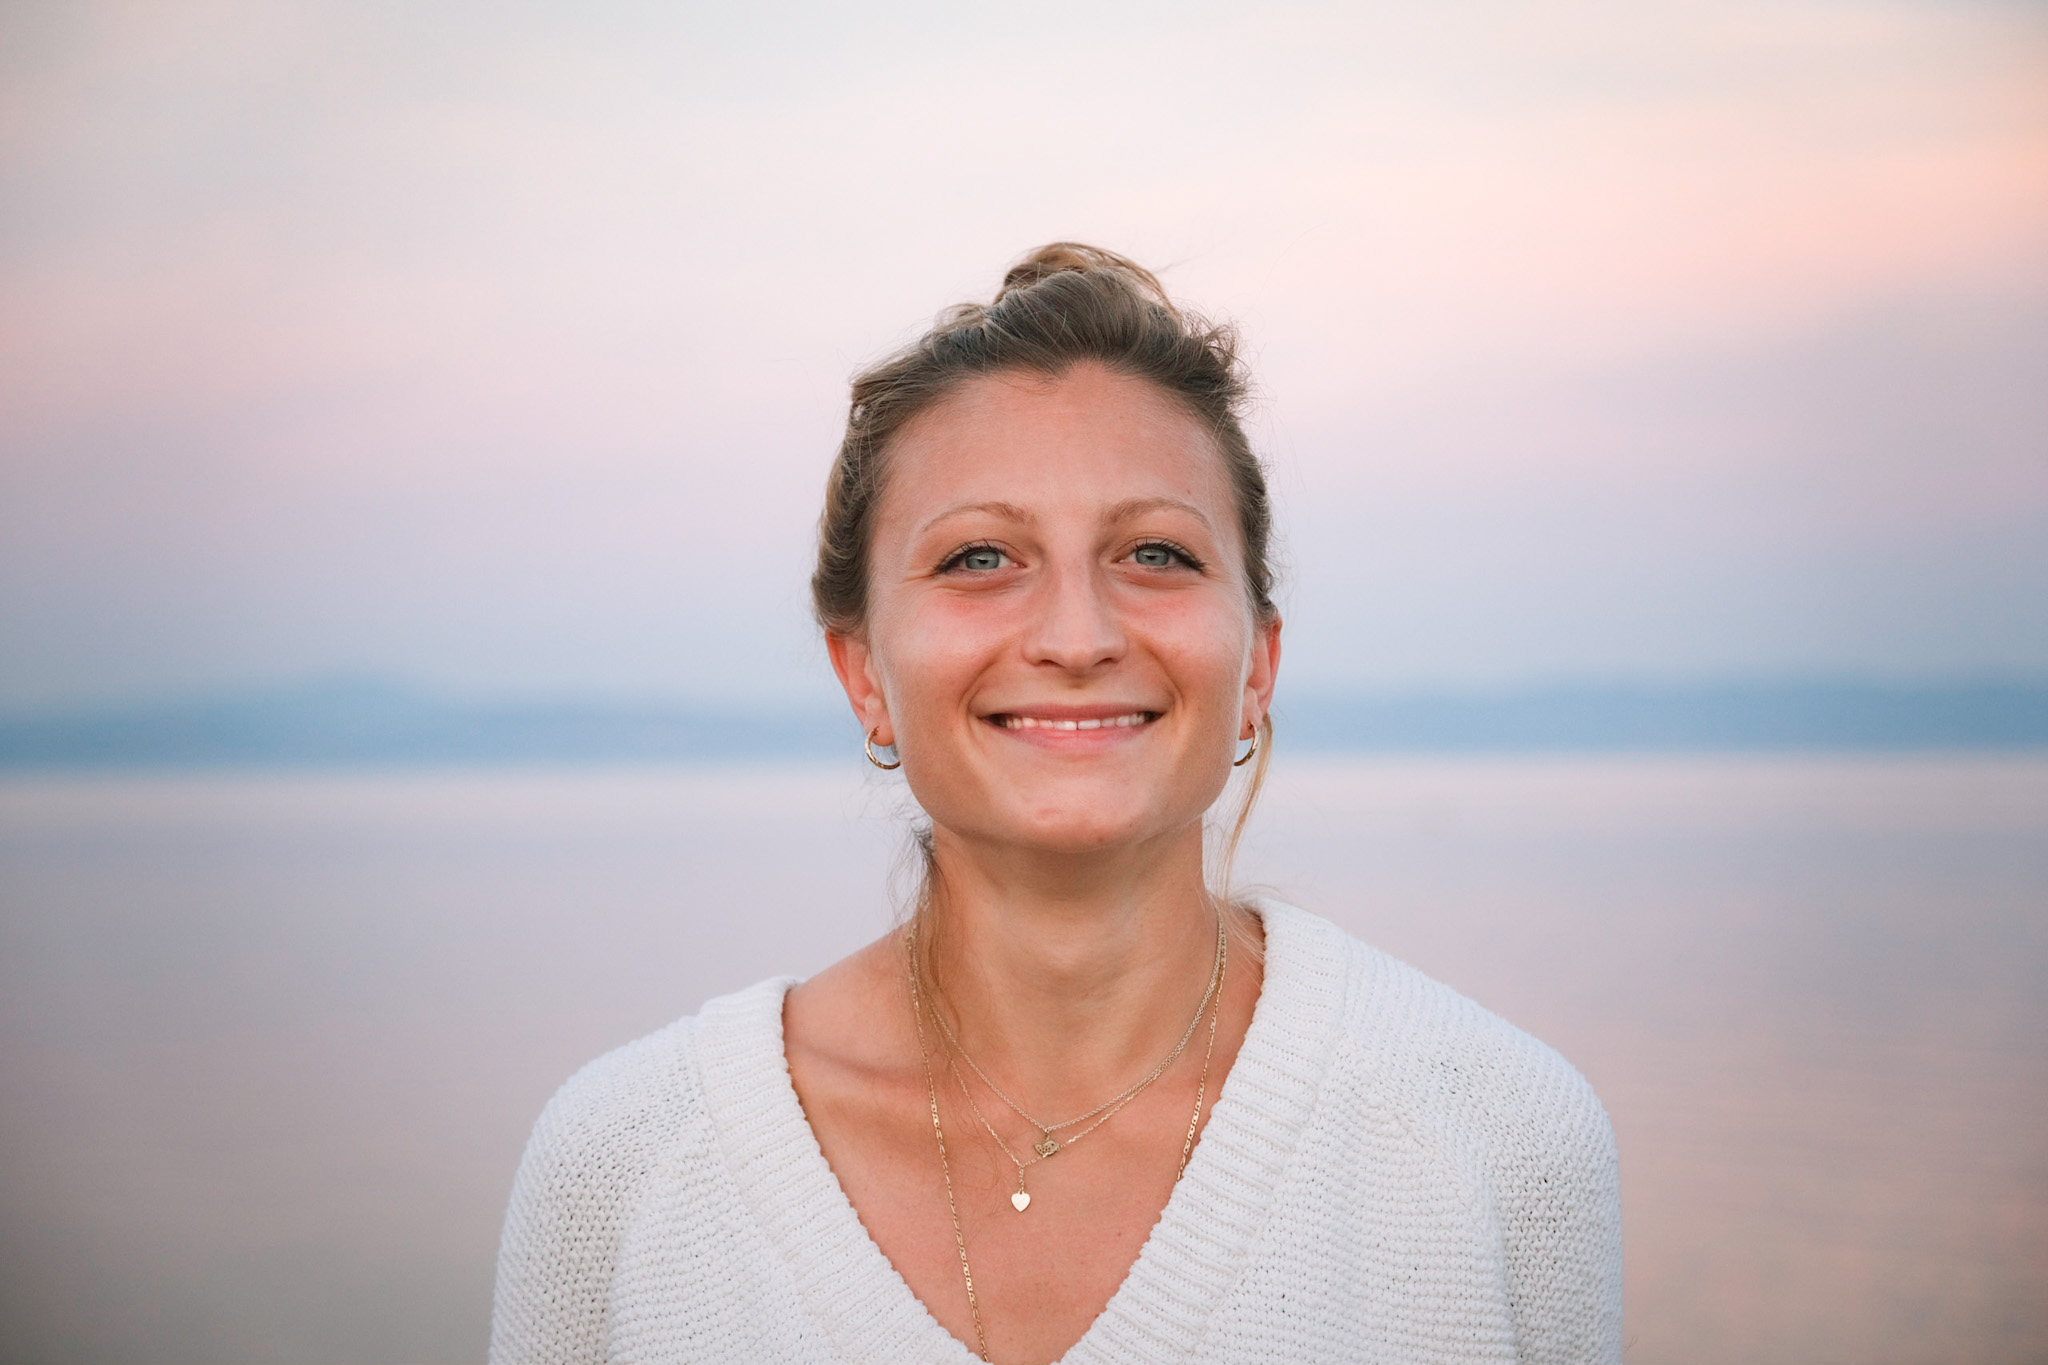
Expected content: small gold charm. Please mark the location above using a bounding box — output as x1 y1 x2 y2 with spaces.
1011 1190 1031 1212
1033 1136 1059 1158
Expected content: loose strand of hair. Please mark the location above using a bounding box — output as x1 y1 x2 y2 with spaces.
1213 712 1274 965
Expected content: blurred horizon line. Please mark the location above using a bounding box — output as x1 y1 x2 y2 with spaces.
2 674 2043 770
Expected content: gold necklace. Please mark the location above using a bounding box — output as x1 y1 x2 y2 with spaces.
908 954 991 1363
906 929 1228 1364
928 919 1225 1161
942 925 1226 1212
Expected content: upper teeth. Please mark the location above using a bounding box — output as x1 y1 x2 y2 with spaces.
1001 713 1150 730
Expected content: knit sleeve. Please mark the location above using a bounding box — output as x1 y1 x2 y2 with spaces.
489 1021 699 1365
1493 1054 1624 1365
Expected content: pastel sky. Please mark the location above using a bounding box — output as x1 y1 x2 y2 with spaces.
2 0 2044 708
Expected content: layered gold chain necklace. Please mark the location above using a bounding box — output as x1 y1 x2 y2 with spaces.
905 920 1228 1362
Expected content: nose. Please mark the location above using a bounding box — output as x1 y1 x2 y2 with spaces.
1022 560 1126 674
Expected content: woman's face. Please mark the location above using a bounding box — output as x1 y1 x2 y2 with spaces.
829 362 1281 858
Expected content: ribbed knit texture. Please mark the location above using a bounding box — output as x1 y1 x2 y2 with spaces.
490 902 1623 1364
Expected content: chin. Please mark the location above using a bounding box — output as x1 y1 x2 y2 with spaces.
1015 819 1158 855
992 785 1201 855
912 751 1224 856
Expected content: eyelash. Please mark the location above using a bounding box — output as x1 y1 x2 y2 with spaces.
1134 538 1205 571
935 538 1206 573
936 541 1007 573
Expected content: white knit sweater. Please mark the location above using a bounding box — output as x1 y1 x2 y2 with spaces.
490 901 1623 1364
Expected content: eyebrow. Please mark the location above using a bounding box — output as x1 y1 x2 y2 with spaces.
1104 496 1215 529
916 500 1035 537
917 496 1216 539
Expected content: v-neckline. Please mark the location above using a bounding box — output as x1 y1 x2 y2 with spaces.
692 901 1348 1365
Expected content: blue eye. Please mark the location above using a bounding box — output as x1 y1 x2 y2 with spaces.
947 545 1006 572
1133 541 1202 570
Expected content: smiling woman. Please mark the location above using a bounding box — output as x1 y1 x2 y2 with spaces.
487 247 1624 1365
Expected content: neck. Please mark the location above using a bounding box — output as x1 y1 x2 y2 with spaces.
917 821 1223 1115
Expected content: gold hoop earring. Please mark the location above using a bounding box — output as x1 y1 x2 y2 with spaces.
1233 725 1261 767
865 728 902 771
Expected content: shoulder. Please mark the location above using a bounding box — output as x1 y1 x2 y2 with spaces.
1262 899 1609 1160
494 1013 710 1296
490 979 792 1364
511 972 804 1199
523 1012 708 1179
1258 900 1623 1362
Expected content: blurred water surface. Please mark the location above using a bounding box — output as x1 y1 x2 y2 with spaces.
0 756 2042 1364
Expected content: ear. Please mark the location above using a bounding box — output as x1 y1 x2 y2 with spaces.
826 631 894 746
1241 615 1282 740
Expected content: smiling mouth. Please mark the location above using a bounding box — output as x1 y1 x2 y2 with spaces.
988 711 1159 731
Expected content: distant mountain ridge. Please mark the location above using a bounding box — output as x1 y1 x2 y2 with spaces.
0 680 847 768
1278 681 2048 753
0 678 2043 769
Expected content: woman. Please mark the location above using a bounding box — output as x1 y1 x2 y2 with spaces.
490 245 1622 1364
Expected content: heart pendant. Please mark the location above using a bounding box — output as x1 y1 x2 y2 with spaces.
1010 1190 1031 1212
1033 1136 1060 1158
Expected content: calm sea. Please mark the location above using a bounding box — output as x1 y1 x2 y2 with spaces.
1 756 2043 1364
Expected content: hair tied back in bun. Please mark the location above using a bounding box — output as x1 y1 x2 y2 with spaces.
814 241 1271 640
994 242 1181 318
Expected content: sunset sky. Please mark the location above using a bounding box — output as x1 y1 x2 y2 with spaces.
2 0 2044 709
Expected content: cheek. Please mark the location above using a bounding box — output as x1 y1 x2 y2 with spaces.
1138 595 1253 706
869 596 1008 713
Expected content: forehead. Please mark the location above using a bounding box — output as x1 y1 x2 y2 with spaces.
879 363 1236 534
